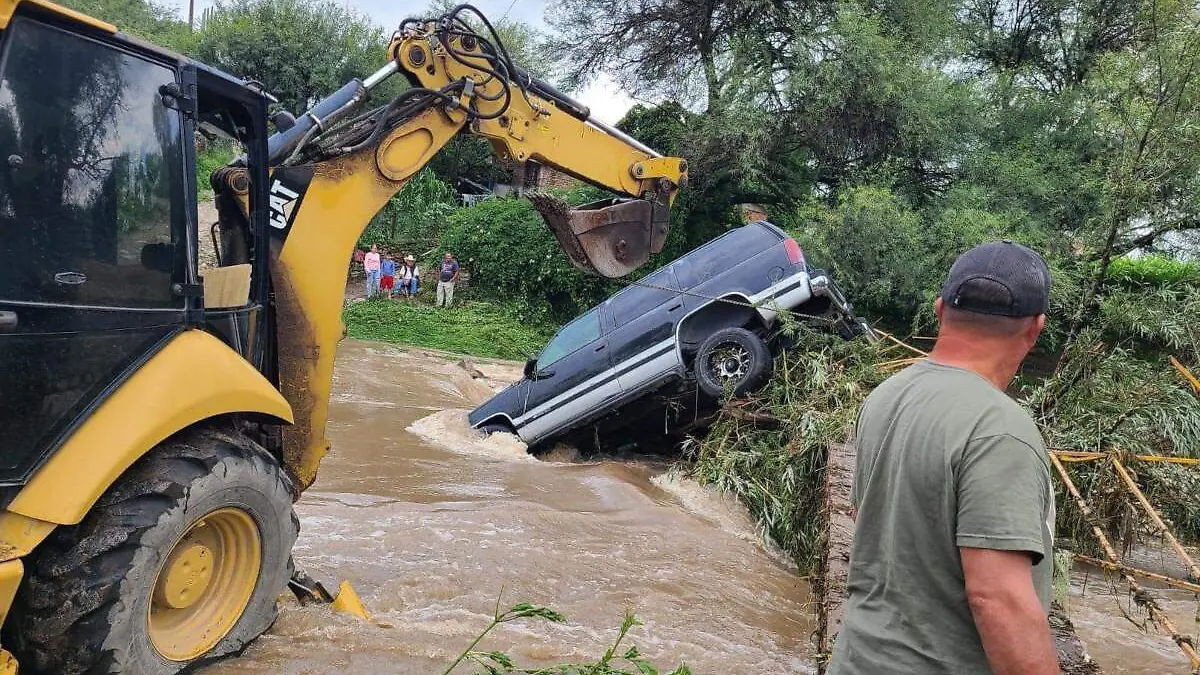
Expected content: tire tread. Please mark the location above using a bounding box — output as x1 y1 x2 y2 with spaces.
6 427 296 675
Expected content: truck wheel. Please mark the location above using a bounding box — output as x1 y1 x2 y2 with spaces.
8 428 299 675
694 327 773 399
480 422 514 437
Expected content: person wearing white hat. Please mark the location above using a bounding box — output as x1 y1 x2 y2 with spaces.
399 254 420 299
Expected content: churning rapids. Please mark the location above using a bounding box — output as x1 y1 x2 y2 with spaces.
201 339 1187 674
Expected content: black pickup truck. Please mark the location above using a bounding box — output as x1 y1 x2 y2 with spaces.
468 220 872 449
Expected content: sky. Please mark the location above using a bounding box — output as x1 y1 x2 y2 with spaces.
167 0 636 123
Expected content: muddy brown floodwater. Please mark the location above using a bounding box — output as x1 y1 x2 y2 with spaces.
1068 559 1200 674
202 339 815 674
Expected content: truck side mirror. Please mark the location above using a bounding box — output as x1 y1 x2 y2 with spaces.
524 358 537 379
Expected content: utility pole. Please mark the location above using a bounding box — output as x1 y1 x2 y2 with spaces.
188 0 195 30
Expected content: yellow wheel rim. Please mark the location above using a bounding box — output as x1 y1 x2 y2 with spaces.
148 507 262 662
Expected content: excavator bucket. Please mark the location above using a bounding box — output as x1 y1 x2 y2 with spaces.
288 568 370 621
530 194 670 278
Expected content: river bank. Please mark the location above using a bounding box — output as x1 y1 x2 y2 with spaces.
342 298 553 361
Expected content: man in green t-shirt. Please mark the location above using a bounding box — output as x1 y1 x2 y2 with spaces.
829 240 1058 675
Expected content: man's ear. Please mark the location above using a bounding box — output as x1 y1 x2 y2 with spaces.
934 297 945 323
1028 314 1046 344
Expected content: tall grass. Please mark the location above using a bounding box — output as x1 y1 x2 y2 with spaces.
342 298 554 361
689 327 1200 574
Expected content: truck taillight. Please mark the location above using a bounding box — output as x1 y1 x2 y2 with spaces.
784 238 805 266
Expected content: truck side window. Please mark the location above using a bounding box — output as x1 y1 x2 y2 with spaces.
673 259 698 289
611 267 678 327
539 309 600 367
0 19 184 308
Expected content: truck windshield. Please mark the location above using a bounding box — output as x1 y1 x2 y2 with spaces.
538 310 600 367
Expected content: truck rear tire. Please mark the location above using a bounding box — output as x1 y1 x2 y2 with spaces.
694 327 773 399
7 427 299 675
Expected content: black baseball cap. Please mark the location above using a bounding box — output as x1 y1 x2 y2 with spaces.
940 240 1051 317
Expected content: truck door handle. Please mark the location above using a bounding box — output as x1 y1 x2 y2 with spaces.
594 344 606 352
667 303 682 312
0 311 17 332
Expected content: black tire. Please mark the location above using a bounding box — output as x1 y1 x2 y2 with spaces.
480 422 515 437
7 427 299 675
694 327 773 399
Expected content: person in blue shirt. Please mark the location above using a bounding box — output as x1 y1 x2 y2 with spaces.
379 253 398 299
436 252 460 307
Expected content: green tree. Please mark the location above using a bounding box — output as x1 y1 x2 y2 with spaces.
548 0 806 113
194 0 389 114
359 169 457 254
57 0 193 50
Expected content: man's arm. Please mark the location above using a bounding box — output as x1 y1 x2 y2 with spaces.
452 263 461 281
961 547 1058 675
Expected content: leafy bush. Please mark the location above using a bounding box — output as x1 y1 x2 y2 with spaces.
1097 285 1200 354
785 186 1020 332
359 169 457 255
1032 342 1200 457
440 197 620 322
196 140 239 201
342 299 553 360
1107 255 1200 286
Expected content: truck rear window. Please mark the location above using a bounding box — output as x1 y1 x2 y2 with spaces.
675 225 780 288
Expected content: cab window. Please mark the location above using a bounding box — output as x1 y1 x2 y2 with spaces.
0 18 184 308
538 309 601 368
611 267 678 327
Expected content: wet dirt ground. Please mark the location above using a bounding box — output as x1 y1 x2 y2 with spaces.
202 339 815 674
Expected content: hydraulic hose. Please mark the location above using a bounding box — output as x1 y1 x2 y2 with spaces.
267 80 367 164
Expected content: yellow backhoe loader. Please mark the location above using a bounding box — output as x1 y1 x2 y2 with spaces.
0 1 688 672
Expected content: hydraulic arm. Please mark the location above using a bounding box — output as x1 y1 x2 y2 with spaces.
210 4 689 491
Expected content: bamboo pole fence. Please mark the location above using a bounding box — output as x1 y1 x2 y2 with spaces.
1049 452 1200 672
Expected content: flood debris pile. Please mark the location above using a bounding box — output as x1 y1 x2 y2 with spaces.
683 331 893 576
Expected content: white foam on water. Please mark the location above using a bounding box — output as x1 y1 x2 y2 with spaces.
651 471 791 565
407 408 536 462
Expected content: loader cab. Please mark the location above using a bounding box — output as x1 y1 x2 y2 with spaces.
190 64 274 369
0 6 272 487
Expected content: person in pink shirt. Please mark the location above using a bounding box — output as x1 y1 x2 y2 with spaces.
363 244 382 298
